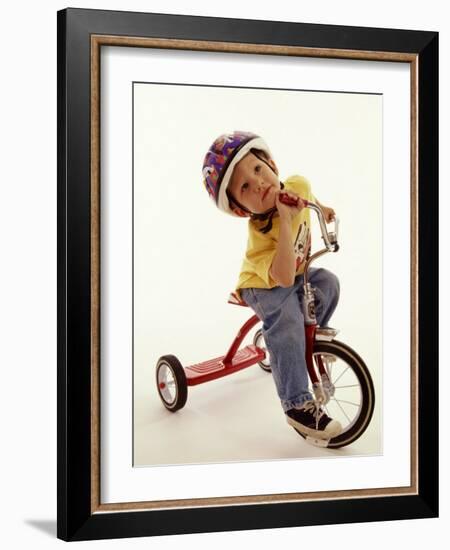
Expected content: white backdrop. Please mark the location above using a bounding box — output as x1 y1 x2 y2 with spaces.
0 0 446 549
133 81 384 466
132 61 385 460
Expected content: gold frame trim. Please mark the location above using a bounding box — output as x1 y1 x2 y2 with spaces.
90 35 419 514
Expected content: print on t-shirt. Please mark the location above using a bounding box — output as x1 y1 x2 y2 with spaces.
294 221 311 271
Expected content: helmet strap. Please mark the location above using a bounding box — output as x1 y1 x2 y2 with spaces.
252 181 285 233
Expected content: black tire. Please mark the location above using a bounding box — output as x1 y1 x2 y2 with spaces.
253 328 271 372
156 354 188 412
294 340 375 448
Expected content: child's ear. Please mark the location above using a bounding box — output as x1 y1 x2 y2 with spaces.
232 206 250 217
233 208 251 217
227 189 250 217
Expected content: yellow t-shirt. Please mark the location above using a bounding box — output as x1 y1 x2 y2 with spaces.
236 175 315 291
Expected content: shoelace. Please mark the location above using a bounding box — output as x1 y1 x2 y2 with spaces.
302 401 324 431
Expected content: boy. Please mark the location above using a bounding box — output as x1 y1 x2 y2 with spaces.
202 131 341 440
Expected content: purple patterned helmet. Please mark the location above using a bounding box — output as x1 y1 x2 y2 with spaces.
202 131 272 216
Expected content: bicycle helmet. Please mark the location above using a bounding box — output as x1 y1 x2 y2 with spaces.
202 131 272 216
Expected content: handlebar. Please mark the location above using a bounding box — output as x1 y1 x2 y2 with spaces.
279 193 339 252
304 200 339 252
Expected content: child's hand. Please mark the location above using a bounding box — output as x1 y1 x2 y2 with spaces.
275 191 305 222
321 205 336 223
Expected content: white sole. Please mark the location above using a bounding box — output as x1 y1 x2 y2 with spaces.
286 416 342 440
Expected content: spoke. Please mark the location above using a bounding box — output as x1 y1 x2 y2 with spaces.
332 397 360 407
334 384 360 389
332 366 350 386
332 398 352 424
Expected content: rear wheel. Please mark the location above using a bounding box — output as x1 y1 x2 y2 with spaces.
156 355 188 412
294 340 375 448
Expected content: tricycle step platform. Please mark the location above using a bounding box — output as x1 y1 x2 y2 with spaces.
185 345 266 386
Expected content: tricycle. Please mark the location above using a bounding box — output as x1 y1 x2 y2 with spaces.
155 198 375 448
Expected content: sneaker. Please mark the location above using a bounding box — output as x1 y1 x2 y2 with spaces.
286 400 342 439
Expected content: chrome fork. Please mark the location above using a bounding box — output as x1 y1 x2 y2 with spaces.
302 202 339 405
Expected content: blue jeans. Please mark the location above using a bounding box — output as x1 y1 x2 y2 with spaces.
241 268 340 412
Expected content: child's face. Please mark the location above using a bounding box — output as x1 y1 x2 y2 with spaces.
228 152 280 214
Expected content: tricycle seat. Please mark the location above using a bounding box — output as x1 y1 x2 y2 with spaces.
227 291 248 307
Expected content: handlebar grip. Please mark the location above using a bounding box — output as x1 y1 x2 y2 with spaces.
279 193 309 207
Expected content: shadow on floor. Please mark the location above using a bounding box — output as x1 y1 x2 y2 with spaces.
25 519 56 538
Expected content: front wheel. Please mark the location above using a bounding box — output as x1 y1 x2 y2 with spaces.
295 340 375 448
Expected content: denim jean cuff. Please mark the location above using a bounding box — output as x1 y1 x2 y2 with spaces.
281 392 313 412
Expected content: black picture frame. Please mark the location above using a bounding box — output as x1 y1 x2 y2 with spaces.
57 8 438 542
